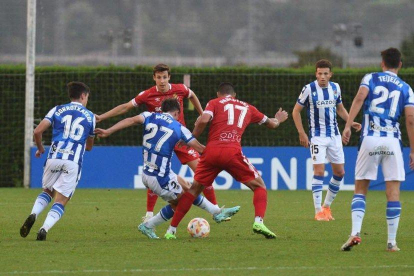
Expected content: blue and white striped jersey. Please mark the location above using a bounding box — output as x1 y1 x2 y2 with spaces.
297 81 342 138
45 102 95 168
360 71 414 139
141 112 194 187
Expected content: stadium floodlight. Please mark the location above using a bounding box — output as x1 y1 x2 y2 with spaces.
24 0 36 188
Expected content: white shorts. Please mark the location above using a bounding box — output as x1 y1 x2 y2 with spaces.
310 135 345 164
42 159 80 198
355 136 405 181
142 172 183 202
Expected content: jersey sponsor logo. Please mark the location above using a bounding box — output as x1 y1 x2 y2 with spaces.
50 164 69 174
155 106 162 112
369 121 398 132
155 97 161 102
144 160 159 170
50 144 75 155
219 130 241 142
316 100 336 108
369 146 395 156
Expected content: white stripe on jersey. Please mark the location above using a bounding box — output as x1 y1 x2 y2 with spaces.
147 153 157 173
385 119 394 138
373 116 381 137
61 142 74 160
158 157 168 177
309 94 316 137
363 114 369 136
74 144 82 163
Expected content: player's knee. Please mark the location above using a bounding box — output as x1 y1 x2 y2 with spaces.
313 170 324 177
334 170 345 178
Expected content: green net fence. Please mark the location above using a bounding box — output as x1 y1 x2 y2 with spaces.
2 67 414 186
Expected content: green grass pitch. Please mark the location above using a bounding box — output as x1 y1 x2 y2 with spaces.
1 189 414 275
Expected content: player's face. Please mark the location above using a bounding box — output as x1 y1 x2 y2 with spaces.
315 68 332 87
153 71 171 92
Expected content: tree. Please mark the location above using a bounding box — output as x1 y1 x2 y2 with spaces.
401 33 414 68
291 46 343 68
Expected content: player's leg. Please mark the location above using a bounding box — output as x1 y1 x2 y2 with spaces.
310 137 329 220
20 159 57 238
143 189 158 222
175 144 218 206
322 163 345 220
385 181 401 251
341 179 369 251
37 191 70 241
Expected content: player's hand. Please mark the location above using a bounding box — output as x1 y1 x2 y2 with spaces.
298 132 309 148
352 122 362 132
95 114 102 123
275 108 288 124
95 128 110 138
410 152 414 170
35 147 44 158
342 127 351 145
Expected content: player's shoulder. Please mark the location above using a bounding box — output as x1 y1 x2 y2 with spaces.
170 83 189 92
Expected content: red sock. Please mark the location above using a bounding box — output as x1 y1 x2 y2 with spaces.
146 189 158 212
202 186 217 205
171 192 195 227
253 187 267 218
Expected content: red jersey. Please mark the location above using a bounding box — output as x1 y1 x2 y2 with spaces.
203 95 267 149
131 83 191 126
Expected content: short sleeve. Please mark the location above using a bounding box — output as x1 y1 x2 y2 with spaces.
250 105 268 125
132 90 147 107
335 83 342 105
180 125 195 143
89 114 96 137
203 100 215 118
404 86 414 107
360 73 372 88
140 111 152 118
44 106 57 123
182 84 191 98
297 85 310 106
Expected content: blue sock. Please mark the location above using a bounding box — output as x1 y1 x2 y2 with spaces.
386 201 401 245
323 175 342 207
351 194 366 236
42 203 65 231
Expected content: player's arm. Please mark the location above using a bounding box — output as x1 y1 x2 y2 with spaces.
96 101 135 123
342 86 369 145
192 113 211 138
336 103 361 132
188 90 204 116
405 107 414 170
263 107 288 129
33 119 51 158
95 115 145 138
85 137 95 151
187 138 205 154
292 103 309 148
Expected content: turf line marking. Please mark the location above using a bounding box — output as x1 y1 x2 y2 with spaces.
2 265 414 274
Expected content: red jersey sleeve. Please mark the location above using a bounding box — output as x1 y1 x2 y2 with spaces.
249 104 268 125
174 84 191 99
132 90 148 106
203 100 215 118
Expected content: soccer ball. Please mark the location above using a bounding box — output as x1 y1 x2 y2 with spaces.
187 218 210 238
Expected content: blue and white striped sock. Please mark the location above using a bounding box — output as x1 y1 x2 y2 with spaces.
386 201 401 245
145 205 175 229
42 203 65 232
323 175 342 207
31 192 52 218
351 194 366 236
193 195 220 214
312 175 324 213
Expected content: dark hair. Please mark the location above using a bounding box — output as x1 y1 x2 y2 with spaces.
218 82 235 95
153 63 170 76
381 48 401 69
315 59 332 71
161 98 180 113
67 82 90 99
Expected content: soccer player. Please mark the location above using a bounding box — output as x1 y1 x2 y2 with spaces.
164 83 288 240
292 59 361 221
96 64 219 221
341 48 414 252
20 82 95 241
95 98 239 239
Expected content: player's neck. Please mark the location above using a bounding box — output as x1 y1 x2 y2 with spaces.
383 68 399 75
156 83 171 93
316 81 328 88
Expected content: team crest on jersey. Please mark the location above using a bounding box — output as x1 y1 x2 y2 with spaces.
155 98 161 102
312 92 316 96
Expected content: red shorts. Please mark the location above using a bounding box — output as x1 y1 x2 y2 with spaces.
174 144 200 164
194 147 259 186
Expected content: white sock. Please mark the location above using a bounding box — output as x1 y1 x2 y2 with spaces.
145 211 154 217
255 216 263 224
193 195 221 214
31 192 52 218
42 203 65 232
312 176 324 213
351 194 366 236
145 205 174 228
323 175 342 207
167 226 176 235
